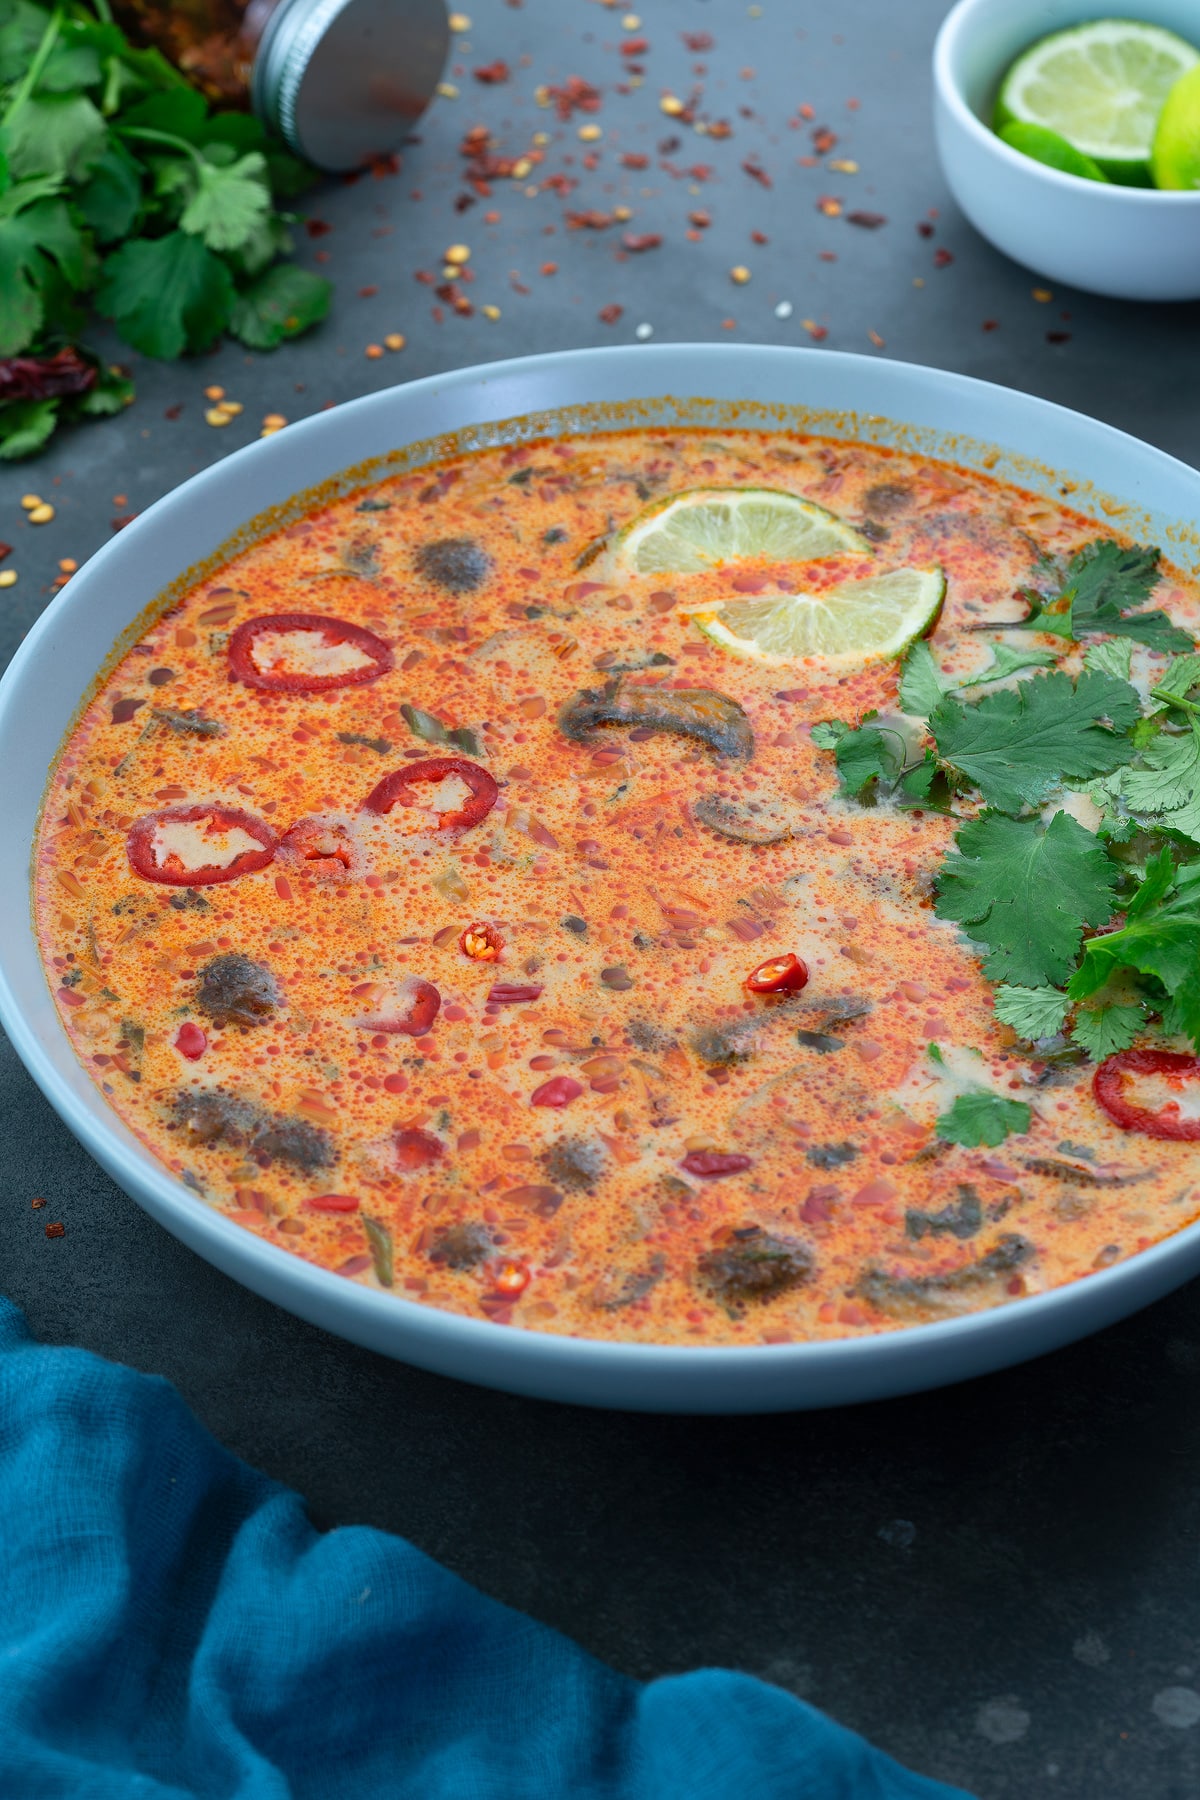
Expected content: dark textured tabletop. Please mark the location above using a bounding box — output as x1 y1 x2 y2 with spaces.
4 1 1200 1794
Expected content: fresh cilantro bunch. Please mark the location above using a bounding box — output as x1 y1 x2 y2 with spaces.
812 536 1200 1079
0 0 332 458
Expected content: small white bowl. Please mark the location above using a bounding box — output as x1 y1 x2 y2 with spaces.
934 0 1200 301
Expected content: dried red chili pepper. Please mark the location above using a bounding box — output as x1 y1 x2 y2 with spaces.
531 1076 583 1108
0 346 96 403
228 613 393 693
1093 1049 1200 1140
126 804 277 887
174 1022 208 1060
680 1151 753 1178
746 953 809 995
461 922 504 961
364 757 498 831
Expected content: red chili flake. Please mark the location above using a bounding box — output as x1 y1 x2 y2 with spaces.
542 172 577 196
917 220 935 238
741 159 772 187
598 303 624 324
163 405 183 421
1047 331 1071 344
45 1222 66 1239
982 319 999 332
689 209 711 228
812 126 838 153
621 152 650 170
305 218 332 238
474 59 510 82
545 75 602 119
750 229 769 245
816 195 842 216
847 211 887 228
680 1151 752 1179
509 274 531 295
0 346 96 403
621 36 649 54
540 261 558 276
799 102 815 119
566 208 615 229
621 231 662 252
358 284 378 297
933 247 954 267
31 1197 46 1209
706 119 732 139
414 269 435 285
682 30 714 50
454 193 476 213
0 543 10 562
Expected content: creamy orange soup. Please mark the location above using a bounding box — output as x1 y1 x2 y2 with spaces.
34 429 1200 1344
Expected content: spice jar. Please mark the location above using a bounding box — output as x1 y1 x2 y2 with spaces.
109 0 449 171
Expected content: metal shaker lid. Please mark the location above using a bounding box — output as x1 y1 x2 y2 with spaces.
253 0 449 172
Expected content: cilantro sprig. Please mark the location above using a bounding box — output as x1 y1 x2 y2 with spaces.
812 536 1200 1062
0 0 332 458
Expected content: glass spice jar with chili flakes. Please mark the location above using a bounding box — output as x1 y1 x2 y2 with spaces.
108 0 449 170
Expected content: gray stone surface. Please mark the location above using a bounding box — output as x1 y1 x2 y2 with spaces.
4 2 1200 1795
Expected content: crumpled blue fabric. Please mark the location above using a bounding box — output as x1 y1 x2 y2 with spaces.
0 1297 974 1799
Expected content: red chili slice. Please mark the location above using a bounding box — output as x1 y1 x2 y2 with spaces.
491 1260 531 1298
488 983 544 1004
353 976 441 1036
1093 1049 1200 1141
680 1151 753 1178
531 1076 583 1108
363 757 498 831
174 1023 207 1060
228 612 393 693
461 922 504 961
279 815 359 876
305 1193 361 1213
394 1127 445 1171
746 953 809 995
126 804 277 887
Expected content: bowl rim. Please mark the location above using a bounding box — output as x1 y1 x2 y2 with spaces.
6 339 1200 1406
933 0 1200 205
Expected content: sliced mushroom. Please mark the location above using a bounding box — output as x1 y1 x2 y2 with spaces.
414 537 492 593
196 953 280 1029
693 789 805 844
558 679 754 760
856 1233 1032 1318
698 1227 813 1303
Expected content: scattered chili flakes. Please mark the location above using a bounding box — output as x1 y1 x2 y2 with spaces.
111 514 136 531
622 231 661 252
847 210 887 228
1046 331 1071 344
545 75 602 119
45 1221 65 1238
816 195 842 216
982 319 999 332
933 247 954 267
689 208 711 227
867 329 885 347
0 543 9 563
750 229 768 244
541 260 558 275
365 343 384 359
31 1196 46 1209
812 125 837 152
916 220 934 238
801 318 827 340
598 303 624 324
682 30 713 50
474 59 510 82
566 208 615 229
741 159 772 187
621 151 649 168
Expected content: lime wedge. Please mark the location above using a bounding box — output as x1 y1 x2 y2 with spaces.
691 567 946 670
1152 62 1200 187
610 487 867 576
996 19 1200 186
998 120 1109 182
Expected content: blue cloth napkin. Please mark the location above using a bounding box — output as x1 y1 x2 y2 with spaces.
0 1297 973 1799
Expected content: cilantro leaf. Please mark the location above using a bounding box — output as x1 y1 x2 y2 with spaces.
929 670 1139 813
0 195 91 354
229 261 331 348
179 150 272 252
74 144 142 242
993 984 1070 1041
1121 721 1200 845
0 393 57 457
936 1090 1032 1148
1070 1004 1142 1059
959 643 1058 688
1068 851 1200 1044
1064 539 1190 649
936 809 1118 988
898 640 947 716
5 92 106 180
97 229 233 356
1083 638 1133 681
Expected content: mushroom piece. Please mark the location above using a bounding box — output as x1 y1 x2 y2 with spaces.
558 678 754 760
693 789 805 844
195 953 280 1029
428 1221 495 1270
171 1090 335 1173
698 1227 813 1303
856 1233 1033 1318
414 537 492 593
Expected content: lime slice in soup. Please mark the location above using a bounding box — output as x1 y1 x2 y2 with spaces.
996 19 1200 186
610 487 868 575
691 567 946 669
1152 62 1200 187
997 120 1109 182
